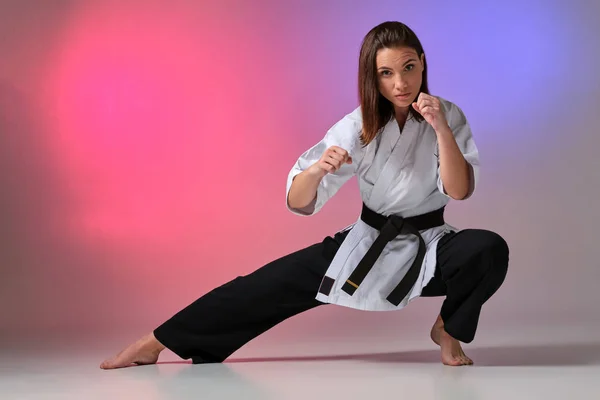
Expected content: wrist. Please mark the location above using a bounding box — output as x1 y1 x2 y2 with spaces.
434 123 453 138
306 163 327 180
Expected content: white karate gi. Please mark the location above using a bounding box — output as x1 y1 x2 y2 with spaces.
285 97 480 311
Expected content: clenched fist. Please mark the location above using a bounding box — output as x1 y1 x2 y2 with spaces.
308 146 352 178
412 93 449 133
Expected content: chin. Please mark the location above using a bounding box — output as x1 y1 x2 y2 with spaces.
392 98 413 109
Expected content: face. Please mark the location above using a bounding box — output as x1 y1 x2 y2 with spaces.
376 46 425 110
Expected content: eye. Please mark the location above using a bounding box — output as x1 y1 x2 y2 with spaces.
404 64 415 72
379 70 392 77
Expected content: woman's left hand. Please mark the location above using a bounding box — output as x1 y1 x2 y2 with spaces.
412 93 449 133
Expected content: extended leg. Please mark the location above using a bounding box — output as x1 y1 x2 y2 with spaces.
100 230 349 369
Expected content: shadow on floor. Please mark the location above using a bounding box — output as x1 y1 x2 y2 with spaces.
207 342 600 367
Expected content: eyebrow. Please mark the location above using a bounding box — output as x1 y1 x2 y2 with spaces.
377 58 417 70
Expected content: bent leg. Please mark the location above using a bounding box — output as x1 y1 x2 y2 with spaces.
425 229 509 343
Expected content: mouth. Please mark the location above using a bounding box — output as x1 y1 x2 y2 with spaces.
394 93 412 100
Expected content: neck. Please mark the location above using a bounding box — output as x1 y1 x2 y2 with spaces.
394 106 410 130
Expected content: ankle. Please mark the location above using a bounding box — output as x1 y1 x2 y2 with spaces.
145 333 166 352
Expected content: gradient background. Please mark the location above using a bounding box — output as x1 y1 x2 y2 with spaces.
1 0 599 357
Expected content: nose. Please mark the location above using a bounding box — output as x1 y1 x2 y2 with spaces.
394 75 408 90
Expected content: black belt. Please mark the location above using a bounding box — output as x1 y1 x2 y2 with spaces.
319 203 445 306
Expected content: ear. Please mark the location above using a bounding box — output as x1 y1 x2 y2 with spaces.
420 53 425 67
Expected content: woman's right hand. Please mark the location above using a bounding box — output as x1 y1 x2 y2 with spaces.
308 146 352 178
288 146 352 211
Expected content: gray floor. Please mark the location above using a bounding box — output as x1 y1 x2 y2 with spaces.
2 330 600 400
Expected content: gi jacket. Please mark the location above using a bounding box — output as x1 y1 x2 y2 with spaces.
285 97 479 311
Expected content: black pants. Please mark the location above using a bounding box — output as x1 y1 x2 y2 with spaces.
154 229 509 364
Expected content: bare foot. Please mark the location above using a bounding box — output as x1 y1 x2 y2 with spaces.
100 333 166 370
430 315 473 366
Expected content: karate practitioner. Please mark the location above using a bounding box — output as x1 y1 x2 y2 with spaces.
101 21 509 369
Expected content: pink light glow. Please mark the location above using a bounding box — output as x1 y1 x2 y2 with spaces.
44 2 252 247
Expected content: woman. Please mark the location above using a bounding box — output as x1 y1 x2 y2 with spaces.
101 21 509 369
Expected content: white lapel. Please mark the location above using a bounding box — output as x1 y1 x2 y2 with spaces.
367 117 418 213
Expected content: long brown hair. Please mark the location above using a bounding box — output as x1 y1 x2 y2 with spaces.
358 21 429 145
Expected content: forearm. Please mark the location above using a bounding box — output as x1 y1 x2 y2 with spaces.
287 166 324 209
436 125 471 200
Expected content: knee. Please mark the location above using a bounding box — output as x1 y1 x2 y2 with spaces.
464 229 510 274
482 230 509 261
479 230 509 284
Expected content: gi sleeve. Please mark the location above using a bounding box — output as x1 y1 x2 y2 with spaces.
285 112 360 216
437 102 480 199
